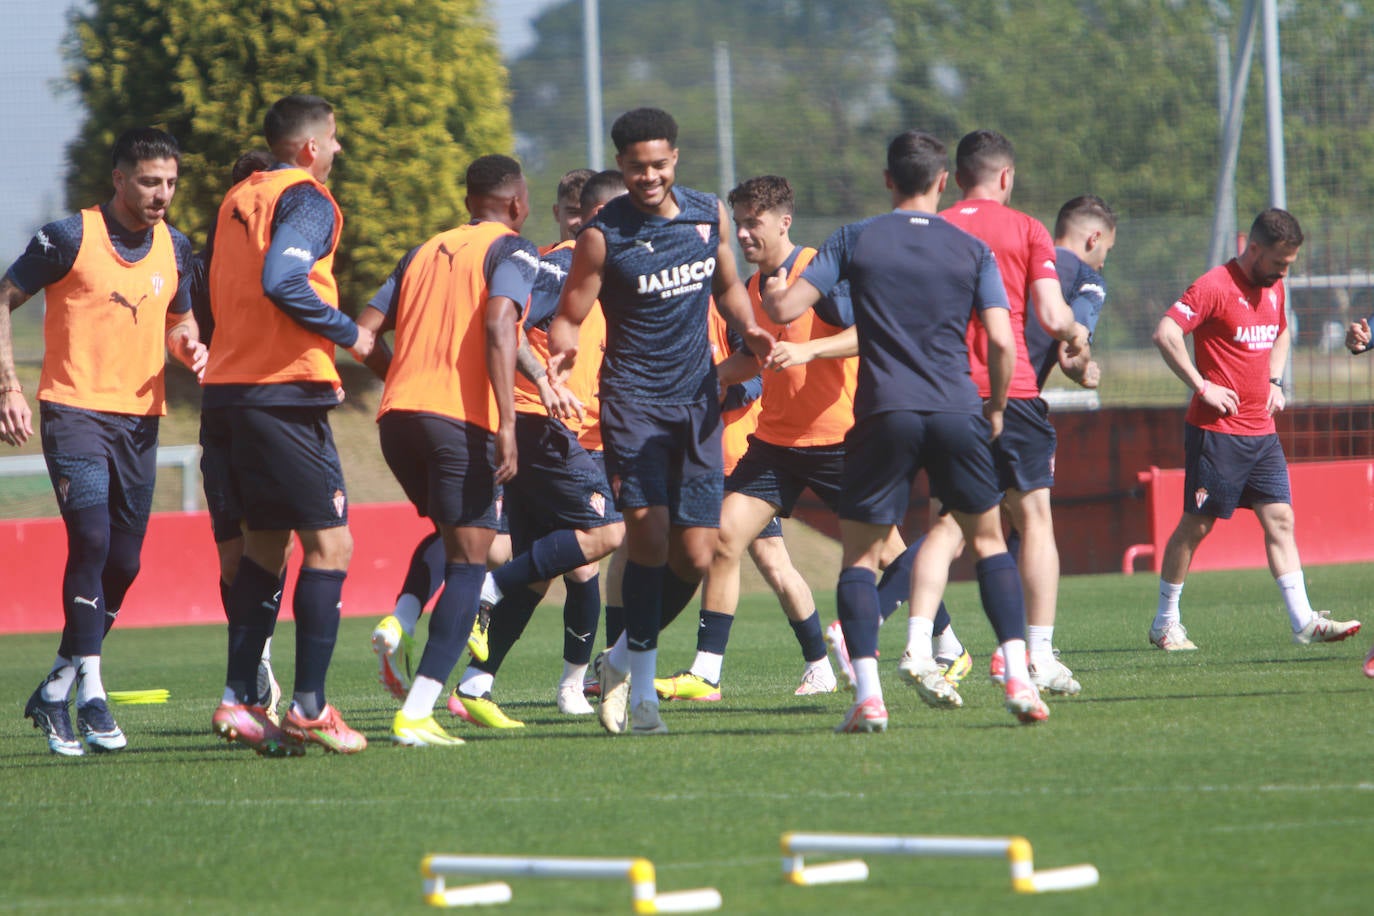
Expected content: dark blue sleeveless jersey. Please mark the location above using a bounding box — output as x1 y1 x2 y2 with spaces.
802 210 1008 420
1025 246 1107 390
585 186 721 405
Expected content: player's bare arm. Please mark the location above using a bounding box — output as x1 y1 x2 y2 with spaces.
980 305 1016 439
1153 314 1239 416
164 311 208 378
1057 341 1099 388
0 276 35 446
355 304 392 381
766 325 858 370
711 201 775 357
1267 325 1290 415
1030 276 1089 355
716 349 761 387
759 269 822 325
548 226 605 383
486 294 521 484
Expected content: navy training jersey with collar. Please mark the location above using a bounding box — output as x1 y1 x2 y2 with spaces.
1026 246 1107 390
802 210 1009 420
586 185 721 405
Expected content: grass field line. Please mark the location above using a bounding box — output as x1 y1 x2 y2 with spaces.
1203 816 1374 834
8 780 1372 812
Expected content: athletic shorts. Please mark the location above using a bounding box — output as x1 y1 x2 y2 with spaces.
202 404 348 531
40 402 158 535
600 397 723 528
378 411 499 529
758 516 783 539
199 410 241 543
727 437 845 516
992 397 1056 492
505 413 620 552
1182 424 1290 519
840 410 1002 525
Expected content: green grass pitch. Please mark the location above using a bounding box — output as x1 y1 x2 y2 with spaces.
2 565 1372 914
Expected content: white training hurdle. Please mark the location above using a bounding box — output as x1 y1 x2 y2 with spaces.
421 854 722 913
780 832 1099 894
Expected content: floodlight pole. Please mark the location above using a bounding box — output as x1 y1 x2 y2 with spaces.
1261 0 1286 211
583 0 604 170
1207 0 1258 268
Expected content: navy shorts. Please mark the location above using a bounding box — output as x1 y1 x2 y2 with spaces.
758 516 783 539
992 398 1056 492
727 437 845 516
379 411 500 529
600 397 723 528
199 410 241 543
203 404 349 531
505 413 620 552
40 402 158 535
1183 424 1290 519
841 410 1002 525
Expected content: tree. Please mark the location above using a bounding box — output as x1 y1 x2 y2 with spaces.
62 0 512 310
507 0 900 243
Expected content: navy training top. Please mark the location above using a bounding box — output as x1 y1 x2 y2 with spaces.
802 210 1009 420
1025 246 1107 391
585 186 721 405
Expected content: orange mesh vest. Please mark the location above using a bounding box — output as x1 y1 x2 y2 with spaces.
750 248 857 448
379 221 518 432
204 169 343 386
39 208 178 416
571 302 607 451
708 307 761 475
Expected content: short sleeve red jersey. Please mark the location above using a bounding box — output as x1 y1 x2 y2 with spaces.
748 247 858 448
1164 260 1285 435
940 199 1058 399
39 208 178 415
708 306 761 475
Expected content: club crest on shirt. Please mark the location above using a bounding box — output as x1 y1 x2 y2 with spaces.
1194 487 1209 509
57 477 70 505
150 273 165 296
332 489 346 517
589 491 606 518
696 224 711 244
494 494 504 520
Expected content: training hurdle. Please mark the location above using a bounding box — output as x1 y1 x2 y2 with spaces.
781 832 1099 894
421 854 722 913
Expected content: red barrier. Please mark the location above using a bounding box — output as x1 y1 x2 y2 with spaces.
0 503 433 635
1123 460 1374 573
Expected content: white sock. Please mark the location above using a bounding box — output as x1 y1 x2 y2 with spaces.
481 571 503 608
1276 570 1316 631
1028 624 1055 666
261 636 273 662
459 668 494 697
393 594 423 634
402 675 444 719
607 630 629 672
1000 639 1031 683
74 655 106 705
691 651 723 684
904 616 935 660
40 657 77 702
628 648 658 708
936 626 965 660
1154 580 1184 629
853 657 882 704
560 660 589 688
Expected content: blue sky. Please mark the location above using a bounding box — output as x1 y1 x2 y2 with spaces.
0 0 560 259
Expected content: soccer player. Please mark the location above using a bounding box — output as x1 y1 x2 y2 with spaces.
192 149 290 724
655 175 877 701
442 173 627 728
360 153 539 746
1151 209 1360 651
1 127 205 755
547 108 774 736
204 94 376 757
544 168 597 253
903 129 1088 704
763 129 1049 732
